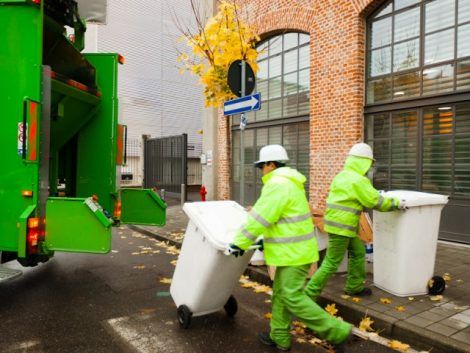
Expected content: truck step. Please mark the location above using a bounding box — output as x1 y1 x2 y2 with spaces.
0 266 22 283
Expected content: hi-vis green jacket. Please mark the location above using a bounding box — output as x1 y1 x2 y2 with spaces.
234 167 318 267
324 156 400 237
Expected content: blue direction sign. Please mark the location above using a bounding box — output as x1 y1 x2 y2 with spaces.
223 93 261 116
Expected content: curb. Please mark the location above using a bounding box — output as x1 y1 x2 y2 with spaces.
130 225 470 353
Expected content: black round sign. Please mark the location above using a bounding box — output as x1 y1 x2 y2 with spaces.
227 60 256 97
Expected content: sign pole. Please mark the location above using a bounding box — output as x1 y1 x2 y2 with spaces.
240 60 246 206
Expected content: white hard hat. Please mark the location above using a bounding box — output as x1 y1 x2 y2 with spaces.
348 143 375 160
254 144 289 167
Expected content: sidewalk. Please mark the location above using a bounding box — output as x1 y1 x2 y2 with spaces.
130 203 470 353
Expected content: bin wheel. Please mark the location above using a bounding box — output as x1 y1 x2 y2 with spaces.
177 305 192 329
428 276 446 295
224 295 238 317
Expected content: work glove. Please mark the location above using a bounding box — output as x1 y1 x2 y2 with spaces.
398 199 408 210
226 244 245 257
255 238 264 251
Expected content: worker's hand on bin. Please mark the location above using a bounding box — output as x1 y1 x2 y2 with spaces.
226 244 245 257
255 238 264 251
398 199 408 210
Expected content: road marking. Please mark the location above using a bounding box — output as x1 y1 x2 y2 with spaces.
3 340 43 353
104 315 184 353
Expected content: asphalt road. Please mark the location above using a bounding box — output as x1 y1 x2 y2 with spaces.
0 227 398 353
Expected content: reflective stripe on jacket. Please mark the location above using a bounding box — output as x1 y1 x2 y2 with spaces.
324 156 400 237
234 167 319 267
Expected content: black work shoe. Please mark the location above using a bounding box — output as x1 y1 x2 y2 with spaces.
345 287 372 297
258 332 291 351
332 330 353 353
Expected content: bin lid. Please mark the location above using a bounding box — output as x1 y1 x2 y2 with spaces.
183 201 249 251
383 190 448 207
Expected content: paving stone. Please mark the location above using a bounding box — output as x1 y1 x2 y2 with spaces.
451 327 470 344
417 311 444 322
451 313 470 325
404 315 435 328
430 306 461 317
440 317 470 330
367 302 390 313
427 322 460 336
383 309 413 320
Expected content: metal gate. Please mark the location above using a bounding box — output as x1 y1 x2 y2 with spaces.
144 134 187 197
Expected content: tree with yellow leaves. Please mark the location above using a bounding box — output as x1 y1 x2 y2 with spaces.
176 0 260 107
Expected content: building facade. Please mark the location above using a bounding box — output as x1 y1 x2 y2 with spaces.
83 0 204 186
214 0 470 244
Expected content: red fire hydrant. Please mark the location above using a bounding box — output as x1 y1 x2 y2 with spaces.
199 185 207 201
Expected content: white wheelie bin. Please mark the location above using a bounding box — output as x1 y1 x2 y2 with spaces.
170 201 256 328
373 190 448 297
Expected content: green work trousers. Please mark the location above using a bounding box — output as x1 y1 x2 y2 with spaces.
305 233 366 300
270 264 351 348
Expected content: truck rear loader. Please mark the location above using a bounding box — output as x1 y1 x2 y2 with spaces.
0 0 167 281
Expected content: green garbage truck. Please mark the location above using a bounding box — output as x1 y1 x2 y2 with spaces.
0 0 166 279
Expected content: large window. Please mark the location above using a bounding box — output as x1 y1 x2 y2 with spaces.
231 33 310 205
366 102 470 197
367 0 470 104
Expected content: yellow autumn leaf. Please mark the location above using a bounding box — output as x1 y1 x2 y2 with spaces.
264 312 272 320
177 1 260 107
352 297 361 303
428 279 434 288
133 265 145 270
380 298 392 305
308 337 323 345
325 303 339 316
296 337 307 343
170 260 177 266
340 294 350 300
241 282 256 288
389 340 410 352
430 295 443 301
443 273 452 281
159 277 172 284
408 297 415 301
294 326 305 335
359 316 374 332
293 321 306 328
395 306 406 312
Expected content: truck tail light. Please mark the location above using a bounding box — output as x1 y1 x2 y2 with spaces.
118 55 125 65
32 0 41 4
27 217 41 254
114 200 122 220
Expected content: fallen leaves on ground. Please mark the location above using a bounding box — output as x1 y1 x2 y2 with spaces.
133 265 146 270
359 316 374 332
159 277 172 284
408 297 415 301
170 260 178 266
380 298 392 305
340 294 350 300
296 337 307 343
120 236 127 239
389 340 410 352
238 276 273 296
430 295 443 301
428 279 434 288
292 326 305 335
309 337 323 345
264 312 272 320
456 279 464 284
352 297 361 303
443 273 452 282
395 306 406 312
325 303 338 316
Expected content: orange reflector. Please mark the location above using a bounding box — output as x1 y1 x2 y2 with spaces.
28 217 40 229
32 0 41 4
114 200 122 219
22 190 33 197
92 194 99 202
118 55 125 65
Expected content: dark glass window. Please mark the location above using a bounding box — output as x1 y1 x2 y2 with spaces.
366 0 470 104
365 102 470 197
231 33 311 205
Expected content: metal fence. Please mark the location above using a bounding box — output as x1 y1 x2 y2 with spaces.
144 134 187 195
120 137 143 187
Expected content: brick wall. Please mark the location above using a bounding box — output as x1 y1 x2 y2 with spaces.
216 0 382 207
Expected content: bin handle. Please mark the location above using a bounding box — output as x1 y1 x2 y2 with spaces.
223 244 262 256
